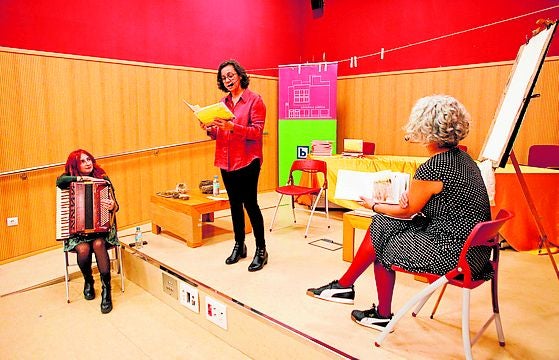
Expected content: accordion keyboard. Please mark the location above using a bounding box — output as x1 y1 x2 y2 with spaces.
56 187 70 240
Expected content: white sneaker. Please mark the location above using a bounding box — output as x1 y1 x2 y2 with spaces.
306 280 355 304
351 304 393 332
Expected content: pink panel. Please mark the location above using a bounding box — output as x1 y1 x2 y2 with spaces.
279 63 337 119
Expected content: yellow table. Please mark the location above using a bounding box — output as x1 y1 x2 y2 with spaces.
303 154 559 254
300 155 427 210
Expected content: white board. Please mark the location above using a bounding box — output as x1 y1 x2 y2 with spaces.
479 22 557 168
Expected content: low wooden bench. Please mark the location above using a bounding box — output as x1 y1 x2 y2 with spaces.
150 191 251 247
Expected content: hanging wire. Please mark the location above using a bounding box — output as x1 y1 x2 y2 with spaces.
248 5 559 73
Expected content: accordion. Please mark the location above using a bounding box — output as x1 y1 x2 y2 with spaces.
56 181 111 240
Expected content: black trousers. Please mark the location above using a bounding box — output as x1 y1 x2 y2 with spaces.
220 159 266 248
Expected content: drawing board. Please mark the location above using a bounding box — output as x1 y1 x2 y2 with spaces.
479 22 557 168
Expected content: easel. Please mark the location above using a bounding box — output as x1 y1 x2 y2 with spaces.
509 150 559 279
479 19 559 280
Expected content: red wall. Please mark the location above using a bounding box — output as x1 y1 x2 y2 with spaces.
0 0 558 76
0 0 306 76
301 0 559 76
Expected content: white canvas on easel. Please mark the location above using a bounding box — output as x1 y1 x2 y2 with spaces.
479 22 557 168
478 20 558 279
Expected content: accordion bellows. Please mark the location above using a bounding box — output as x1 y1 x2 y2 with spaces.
56 181 111 240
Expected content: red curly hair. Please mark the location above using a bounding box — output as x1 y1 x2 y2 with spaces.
64 149 107 178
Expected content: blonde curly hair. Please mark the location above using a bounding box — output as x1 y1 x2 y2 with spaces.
404 95 470 147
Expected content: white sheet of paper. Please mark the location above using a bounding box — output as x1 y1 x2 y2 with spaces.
334 169 375 201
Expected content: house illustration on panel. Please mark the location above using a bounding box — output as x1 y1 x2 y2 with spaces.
284 74 332 119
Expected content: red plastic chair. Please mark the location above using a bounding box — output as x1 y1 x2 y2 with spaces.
527 144 559 169
269 159 329 238
375 209 514 360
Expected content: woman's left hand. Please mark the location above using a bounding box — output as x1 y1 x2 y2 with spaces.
101 198 116 211
213 118 234 131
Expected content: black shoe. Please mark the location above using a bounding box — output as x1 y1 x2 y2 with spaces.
225 243 247 265
83 276 95 300
248 247 268 272
100 273 113 314
351 304 393 332
307 280 355 304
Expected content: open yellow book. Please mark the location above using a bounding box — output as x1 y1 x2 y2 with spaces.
183 100 235 125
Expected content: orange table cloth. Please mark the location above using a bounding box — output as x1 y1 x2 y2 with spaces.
301 155 558 252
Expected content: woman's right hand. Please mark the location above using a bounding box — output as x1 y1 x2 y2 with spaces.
79 176 106 182
358 195 375 210
399 191 409 209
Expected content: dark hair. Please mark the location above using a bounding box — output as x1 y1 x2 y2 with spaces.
64 149 106 178
217 59 250 92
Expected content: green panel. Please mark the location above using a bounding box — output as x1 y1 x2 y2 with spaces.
278 119 337 186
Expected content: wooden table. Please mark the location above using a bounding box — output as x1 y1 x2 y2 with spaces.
150 192 251 248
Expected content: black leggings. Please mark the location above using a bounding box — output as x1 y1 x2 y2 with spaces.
221 159 266 248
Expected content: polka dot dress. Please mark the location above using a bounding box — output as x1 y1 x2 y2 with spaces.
370 147 491 277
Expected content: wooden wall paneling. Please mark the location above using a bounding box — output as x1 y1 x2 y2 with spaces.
120 64 139 154
48 57 76 161
247 76 278 192
134 66 150 151
513 59 559 162
0 53 18 171
0 49 281 263
379 74 407 155
3 54 49 171
0 175 27 260
17 56 41 170
0 168 62 262
103 155 146 227
29 170 60 251
3 47 555 263
337 59 559 162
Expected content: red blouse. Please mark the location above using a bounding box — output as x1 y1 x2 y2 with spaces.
208 88 266 171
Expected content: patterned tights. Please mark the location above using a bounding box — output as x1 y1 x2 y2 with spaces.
75 238 111 277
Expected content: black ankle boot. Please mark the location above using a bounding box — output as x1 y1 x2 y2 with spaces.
83 274 95 300
100 273 112 314
248 247 268 272
225 242 247 264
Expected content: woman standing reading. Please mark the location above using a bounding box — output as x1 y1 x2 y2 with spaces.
201 59 268 272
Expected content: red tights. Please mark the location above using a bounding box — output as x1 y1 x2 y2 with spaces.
338 231 395 317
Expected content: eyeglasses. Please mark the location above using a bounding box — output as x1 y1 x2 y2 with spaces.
221 72 237 82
